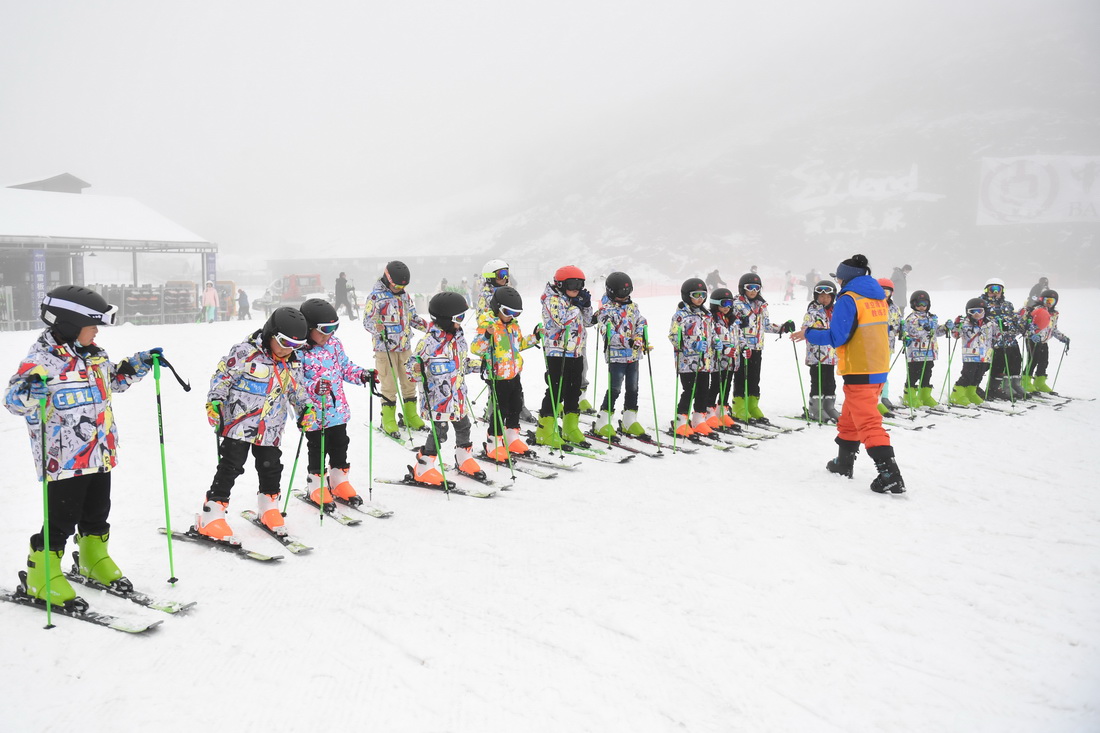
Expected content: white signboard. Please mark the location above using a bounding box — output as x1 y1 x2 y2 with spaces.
978 156 1100 225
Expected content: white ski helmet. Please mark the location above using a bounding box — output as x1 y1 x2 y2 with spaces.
984 277 1005 290
482 259 510 282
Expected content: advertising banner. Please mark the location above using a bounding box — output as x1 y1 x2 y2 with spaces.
978 156 1100 225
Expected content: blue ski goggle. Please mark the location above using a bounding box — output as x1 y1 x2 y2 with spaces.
500 305 522 317
315 321 339 335
715 298 734 308
274 332 309 350
986 285 1003 293
491 268 509 280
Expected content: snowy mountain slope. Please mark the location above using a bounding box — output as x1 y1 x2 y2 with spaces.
0 289 1096 732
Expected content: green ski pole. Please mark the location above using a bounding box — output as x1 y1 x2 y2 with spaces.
416 357 450 495
318 395 327 524
151 354 178 584
641 326 663 453
35 373 54 628
281 430 304 514
486 331 516 483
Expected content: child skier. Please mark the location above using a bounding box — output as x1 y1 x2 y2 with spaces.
406 291 483 483
298 298 378 508
470 286 540 460
730 272 796 423
901 290 948 408
362 260 428 436
669 278 717 438
707 287 741 428
980 277 1024 400
5 286 159 605
801 280 840 422
535 265 594 448
947 298 999 406
1020 289 1070 394
877 278 904 415
593 271 650 438
476 259 511 315
197 307 318 543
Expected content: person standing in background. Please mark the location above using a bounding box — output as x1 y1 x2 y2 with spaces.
202 281 219 323
889 264 912 316
334 272 354 318
237 288 250 320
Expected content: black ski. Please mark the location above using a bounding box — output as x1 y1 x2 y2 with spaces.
158 527 283 562
617 430 695 454
2 573 163 633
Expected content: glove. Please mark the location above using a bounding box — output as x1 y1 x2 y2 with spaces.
632 336 646 350
140 347 164 366
571 289 592 309
26 378 48 402
315 379 333 396
1064 336 1071 352
532 324 542 343
206 400 222 428
739 315 750 328
360 369 379 386
298 407 318 431
1030 333 1042 343
779 320 796 334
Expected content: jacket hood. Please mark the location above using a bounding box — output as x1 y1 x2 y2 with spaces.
841 274 886 300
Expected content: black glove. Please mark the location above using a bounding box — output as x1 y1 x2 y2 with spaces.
739 315 750 328
571 289 592 309
1064 336 1071 352
779 320 796 334
532 324 542 343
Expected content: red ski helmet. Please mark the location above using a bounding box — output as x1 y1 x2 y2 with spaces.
877 278 895 290
553 265 586 292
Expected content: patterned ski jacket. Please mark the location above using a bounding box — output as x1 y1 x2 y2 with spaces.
885 300 904 351
955 316 999 363
470 311 538 380
801 303 837 366
1019 305 1068 345
668 302 718 373
475 281 497 316
207 332 312 447
595 295 649 364
710 311 742 372
5 330 149 481
406 324 479 421
902 311 948 362
540 282 594 358
980 295 1020 348
298 336 368 429
730 295 780 351
362 278 427 353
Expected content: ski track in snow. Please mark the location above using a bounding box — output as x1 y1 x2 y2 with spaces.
1 289 1098 732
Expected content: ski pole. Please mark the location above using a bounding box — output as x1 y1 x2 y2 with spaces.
939 324 957 406
591 323 600 439
318 395 327 525
33 373 54 628
486 331 515 484
671 325 683 452
367 374 376 502
151 354 178 584
281 429 305 514
792 340 809 423
535 320 562 457
416 357 450 496
381 342 415 445
1052 340 1068 389
641 326 663 453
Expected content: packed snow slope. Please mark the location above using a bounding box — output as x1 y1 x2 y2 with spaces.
1 288 1097 733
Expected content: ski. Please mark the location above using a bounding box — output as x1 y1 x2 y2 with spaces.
882 419 929 431
925 406 981 418
478 452 559 479
450 463 509 490
65 559 196 615
749 418 806 434
583 432 664 458
782 415 837 429
292 492 362 526
158 527 283 562
2 577 163 633
374 425 417 450
240 511 314 553
561 442 635 463
974 403 1029 416
662 429 737 452
336 495 394 518
374 471 496 498
512 450 582 471
617 430 694 454
697 430 760 449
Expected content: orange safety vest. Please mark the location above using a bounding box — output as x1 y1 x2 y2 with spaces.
836 292 890 376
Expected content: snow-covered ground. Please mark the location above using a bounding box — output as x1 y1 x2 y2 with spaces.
1 287 1097 733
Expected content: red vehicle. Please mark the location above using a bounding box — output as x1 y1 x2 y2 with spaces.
254 274 332 317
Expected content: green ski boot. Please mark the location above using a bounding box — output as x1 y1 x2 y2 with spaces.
747 396 766 420
949 385 970 406
402 398 425 430
380 402 399 435
562 412 587 443
902 387 922 409
1033 376 1054 393
25 546 76 604
593 410 617 438
578 398 594 413
919 387 938 407
75 532 125 587
965 385 985 405
1020 375 1035 393
733 396 751 422
535 415 564 448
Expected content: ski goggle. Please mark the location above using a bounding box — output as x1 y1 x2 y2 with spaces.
561 278 585 291
274 332 309 350
451 312 466 324
814 286 834 294
315 322 339 335
714 298 734 308
913 302 929 309
1043 297 1056 306
743 284 761 292
488 268 509 280
500 305 522 318
42 296 119 327
986 285 1003 293
967 308 985 316
689 290 707 300
385 273 407 290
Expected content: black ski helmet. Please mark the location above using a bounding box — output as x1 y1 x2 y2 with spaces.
262 306 309 347
813 280 837 307
40 285 118 342
680 277 707 306
909 290 931 309
605 271 634 300
383 260 411 289
489 286 522 316
708 287 734 311
428 290 468 330
1040 288 1059 309
300 298 338 330
965 297 986 319
738 272 762 296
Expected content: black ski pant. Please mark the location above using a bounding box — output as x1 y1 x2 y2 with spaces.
601 361 640 412
31 472 112 552
905 360 935 389
733 349 763 398
708 368 735 407
540 355 584 417
956 362 990 388
422 415 472 455
677 371 711 414
306 423 350 474
808 363 836 397
1024 341 1050 377
486 377 524 435
989 343 1022 381
208 438 283 502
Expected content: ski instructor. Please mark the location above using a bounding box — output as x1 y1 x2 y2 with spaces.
791 254 905 494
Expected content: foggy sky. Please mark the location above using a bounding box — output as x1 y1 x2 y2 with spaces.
1 0 1096 265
